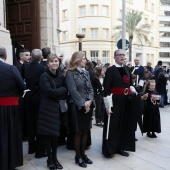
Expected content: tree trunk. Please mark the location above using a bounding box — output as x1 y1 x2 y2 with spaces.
129 35 133 62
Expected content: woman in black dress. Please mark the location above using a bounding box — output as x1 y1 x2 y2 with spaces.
38 54 67 170
65 51 94 168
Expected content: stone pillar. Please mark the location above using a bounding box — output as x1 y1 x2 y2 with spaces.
0 0 12 64
40 0 60 55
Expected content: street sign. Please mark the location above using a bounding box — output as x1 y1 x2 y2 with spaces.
117 39 130 50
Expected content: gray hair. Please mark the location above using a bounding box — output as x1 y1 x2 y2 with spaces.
0 46 7 58
31 49 42 62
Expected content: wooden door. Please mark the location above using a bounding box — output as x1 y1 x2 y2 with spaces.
6 0 40 51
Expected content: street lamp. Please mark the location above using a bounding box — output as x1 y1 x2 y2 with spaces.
122 0 126 53
76 26 85 51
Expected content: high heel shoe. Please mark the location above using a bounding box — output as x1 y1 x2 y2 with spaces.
75 156 87 168
82 155 93 164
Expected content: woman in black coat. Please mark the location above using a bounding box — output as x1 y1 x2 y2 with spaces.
38 54 67 170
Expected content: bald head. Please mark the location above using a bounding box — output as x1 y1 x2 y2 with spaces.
0 46 7 60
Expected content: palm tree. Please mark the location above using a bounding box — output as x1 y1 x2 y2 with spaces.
112 10 151 62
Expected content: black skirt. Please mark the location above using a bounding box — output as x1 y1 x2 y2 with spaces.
68 102 92 132
66 102 93 150
0 106 23 170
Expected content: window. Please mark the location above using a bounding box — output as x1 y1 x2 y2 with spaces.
102 51 109 64
103 29 109 39
160 53 170 58
90 5 98 16
91 28 98 38
90 51 98 61
79 6 86 16
151 3 154 12
151 37 154 45
102 6 108 16
82 28 86 35
62 9 68 20
63 31 68 41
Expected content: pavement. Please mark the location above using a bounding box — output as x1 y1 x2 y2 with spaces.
17 104 170 170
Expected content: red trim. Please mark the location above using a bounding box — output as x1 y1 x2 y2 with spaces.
110 87 131 95
0 97 19 106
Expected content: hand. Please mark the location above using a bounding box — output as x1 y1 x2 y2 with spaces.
106 108 112 116
85 105 90 113
141 93 148 100
85 100 91 108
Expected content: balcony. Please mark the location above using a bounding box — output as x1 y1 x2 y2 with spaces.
159 16 170 22
160 26 170 32
159 47 170 53
160 37 170 42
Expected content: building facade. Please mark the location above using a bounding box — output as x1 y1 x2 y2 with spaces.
0 0 60 64
59 0 160 66
159 0 170 65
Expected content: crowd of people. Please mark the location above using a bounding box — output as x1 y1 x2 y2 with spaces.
0 46 169 170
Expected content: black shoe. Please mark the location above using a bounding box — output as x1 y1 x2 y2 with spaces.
152 132 157 138
35 152 48 158
82 155 93 164
75 156 87 168
147 132 153 138
117 150 129 157
54 160 63 169
47 159 57 170
104 154 113 158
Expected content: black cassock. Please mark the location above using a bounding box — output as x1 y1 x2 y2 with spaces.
0 61 25 170
143 90 161 133
102 65 136 156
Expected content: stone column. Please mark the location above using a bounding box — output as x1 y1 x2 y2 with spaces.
40 0 60 55
0 0 12 64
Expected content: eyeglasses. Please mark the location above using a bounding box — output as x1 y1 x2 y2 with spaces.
116 54 125 57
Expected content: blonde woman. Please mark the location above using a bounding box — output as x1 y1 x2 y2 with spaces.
65 51 94 168
38 54 67 170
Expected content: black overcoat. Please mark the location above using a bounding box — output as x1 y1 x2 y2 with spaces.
38 69 67 136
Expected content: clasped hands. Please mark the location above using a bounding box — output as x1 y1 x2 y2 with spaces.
84 100 91 113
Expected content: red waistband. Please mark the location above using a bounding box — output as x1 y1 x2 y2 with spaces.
110 87 131 95
0 97 19 106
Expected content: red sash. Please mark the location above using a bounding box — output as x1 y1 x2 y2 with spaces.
0 97 19 106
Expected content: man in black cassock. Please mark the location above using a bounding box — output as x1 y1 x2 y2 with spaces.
0 46 25 170
102 49 136 158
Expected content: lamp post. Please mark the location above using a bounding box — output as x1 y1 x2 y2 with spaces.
76 33 85 51
76 26 85 51
122 0 126 52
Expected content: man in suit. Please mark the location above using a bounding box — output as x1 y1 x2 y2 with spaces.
0 46 25 170
15 49 31 141
25 49 46 158
154 60 164 82
130 57 144 88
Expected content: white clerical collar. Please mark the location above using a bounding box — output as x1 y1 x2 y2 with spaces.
115 63 123 67
0 58 5 62
20 60 24 64
43 59 47 61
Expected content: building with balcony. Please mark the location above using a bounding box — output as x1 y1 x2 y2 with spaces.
159 0 170 65
59 0 160 66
